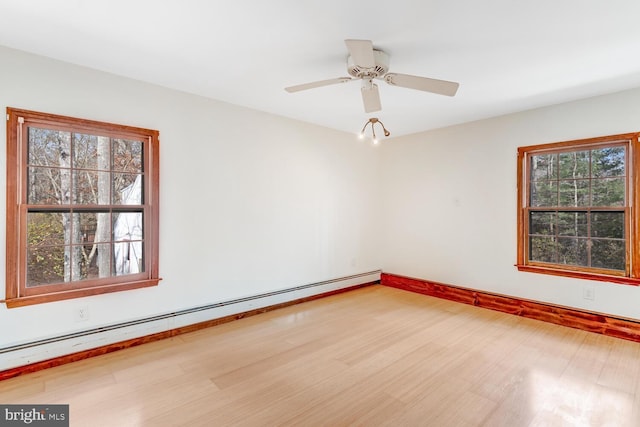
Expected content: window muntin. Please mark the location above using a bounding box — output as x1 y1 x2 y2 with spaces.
517 134 640 284
5 108 160 307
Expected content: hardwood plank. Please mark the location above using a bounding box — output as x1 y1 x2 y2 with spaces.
0 281 377 381
597 338 640 394
1 285 639 426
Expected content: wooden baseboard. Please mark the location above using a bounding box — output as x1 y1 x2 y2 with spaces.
0 281 377 381
381 273 640 343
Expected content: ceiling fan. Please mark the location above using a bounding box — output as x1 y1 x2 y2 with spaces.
285 39 460 113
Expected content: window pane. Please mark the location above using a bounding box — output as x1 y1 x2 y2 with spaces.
28 167 68 204
559 179 589 207
27 212 66 246
530 154 557 181
74 212 111 244
113 212 143 242
531 181 558 207
113 139 143 173
591 239 625 271
592 146 625 178
70 213 111 280
113 174 142 204
557 237 588 267
27 246 65 286
74 242 112 280
114 241 144 275
529 212 555 235
28 127 71 167
529 236 556 263
113 211 144 275
559 151 589 179
591 178 625 206
557 212 587 236
74 170 111 204
591 212 624 239
73 133 100 170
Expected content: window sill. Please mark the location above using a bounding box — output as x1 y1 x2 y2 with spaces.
3 278 161 308
516 265 640 286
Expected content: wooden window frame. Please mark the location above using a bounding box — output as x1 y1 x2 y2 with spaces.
517 132 640 285
4 108 160 307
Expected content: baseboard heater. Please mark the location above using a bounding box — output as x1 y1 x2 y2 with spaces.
0 270 380 374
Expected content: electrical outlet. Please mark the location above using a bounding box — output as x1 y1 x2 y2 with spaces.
583 286 595 301
74 306 90 322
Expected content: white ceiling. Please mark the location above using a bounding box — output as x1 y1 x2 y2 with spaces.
2 0 640 138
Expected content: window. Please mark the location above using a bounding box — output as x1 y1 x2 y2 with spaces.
517 133 640 284
5 108 160 307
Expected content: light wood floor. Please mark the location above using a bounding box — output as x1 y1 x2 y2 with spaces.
2 285 640 426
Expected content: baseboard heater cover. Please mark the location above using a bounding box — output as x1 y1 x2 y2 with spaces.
0 270 380 376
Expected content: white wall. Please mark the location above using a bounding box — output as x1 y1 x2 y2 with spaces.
0 46 381 363
5 42 640 369
380 87 640 320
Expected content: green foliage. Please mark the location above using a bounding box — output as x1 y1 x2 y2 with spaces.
27 213 64 285
528 145 627 271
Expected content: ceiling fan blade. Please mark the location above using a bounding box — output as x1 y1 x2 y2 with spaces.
345 39 375 68
384 73 459 96
285 77 352 93
361 83 382 113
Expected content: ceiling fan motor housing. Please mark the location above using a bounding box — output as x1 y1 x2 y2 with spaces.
347 49 390 79
283 39 459 113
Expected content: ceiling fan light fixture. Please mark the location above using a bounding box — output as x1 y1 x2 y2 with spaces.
360 117 390 144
